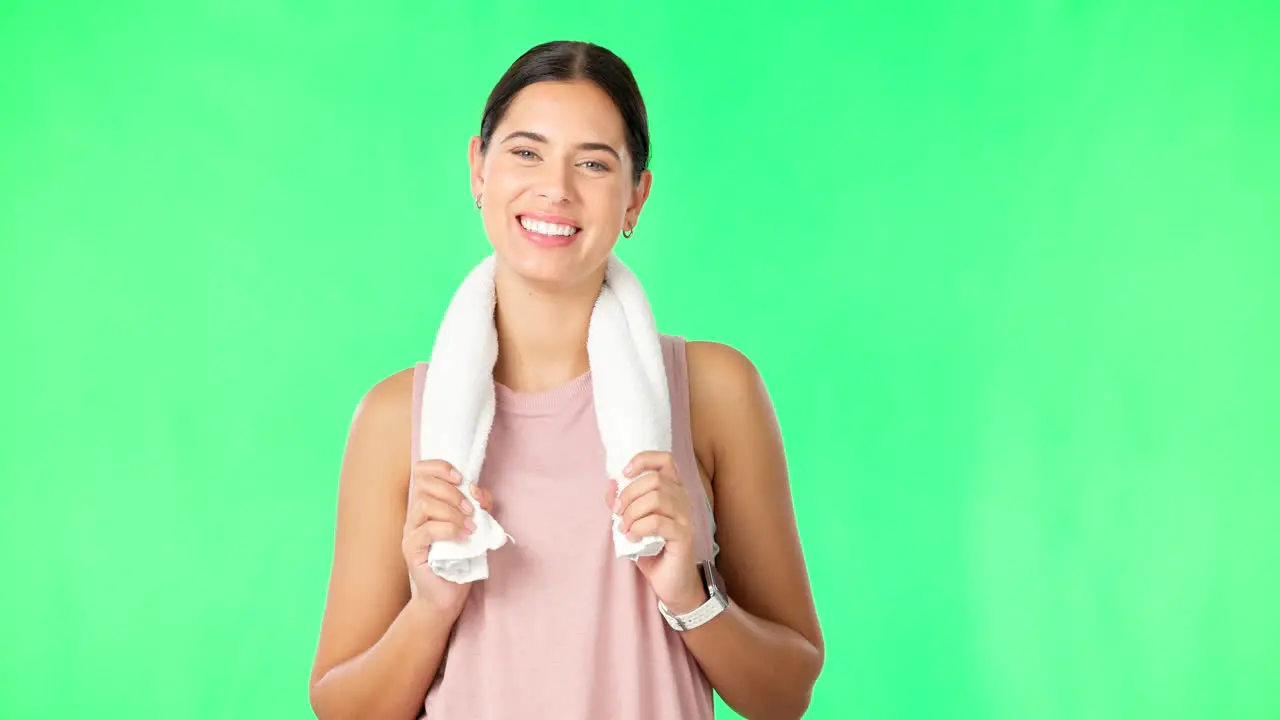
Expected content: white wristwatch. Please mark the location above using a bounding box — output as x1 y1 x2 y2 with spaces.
658 562 730 632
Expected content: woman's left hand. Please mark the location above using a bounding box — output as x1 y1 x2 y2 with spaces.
605 451 707 614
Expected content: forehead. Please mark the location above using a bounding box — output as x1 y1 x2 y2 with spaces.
497 80 627 146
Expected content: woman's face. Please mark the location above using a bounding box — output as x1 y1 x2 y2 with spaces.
469 80 651 289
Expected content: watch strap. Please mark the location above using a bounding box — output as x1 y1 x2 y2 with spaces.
658 592 728 631
657 562 729 631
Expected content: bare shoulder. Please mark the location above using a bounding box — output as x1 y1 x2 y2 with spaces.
336 364 422 533
684 341 777 479
344 366 419 493
354 366 416 430
685 340 763 394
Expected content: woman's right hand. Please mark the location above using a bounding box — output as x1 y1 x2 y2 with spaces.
402 459 493 617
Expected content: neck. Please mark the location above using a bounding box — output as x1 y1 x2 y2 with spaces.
491 262 604 393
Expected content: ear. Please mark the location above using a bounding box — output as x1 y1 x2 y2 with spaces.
468 135 485 203
624 168 654 232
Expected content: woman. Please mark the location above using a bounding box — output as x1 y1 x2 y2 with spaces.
309 40 824 719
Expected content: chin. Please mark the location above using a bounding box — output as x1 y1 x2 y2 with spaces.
493 236 610 290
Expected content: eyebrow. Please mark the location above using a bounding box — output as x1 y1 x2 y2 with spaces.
500 130 621 162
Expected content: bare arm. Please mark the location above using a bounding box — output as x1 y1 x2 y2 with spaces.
678 341 825 720
308 370 452 720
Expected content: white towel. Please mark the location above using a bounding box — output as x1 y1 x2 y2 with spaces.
418 252 670 584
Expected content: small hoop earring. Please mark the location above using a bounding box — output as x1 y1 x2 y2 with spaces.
475 197 482 209
622 227 634 239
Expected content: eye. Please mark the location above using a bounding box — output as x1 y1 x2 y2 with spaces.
581 160 610 172
512 149 539 161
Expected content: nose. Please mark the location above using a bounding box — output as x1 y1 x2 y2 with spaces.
536 160 572 205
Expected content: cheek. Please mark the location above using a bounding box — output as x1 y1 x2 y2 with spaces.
580 181 628 221
483 163 527 199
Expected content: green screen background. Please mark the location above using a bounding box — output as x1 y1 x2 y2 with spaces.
2 1 1277 718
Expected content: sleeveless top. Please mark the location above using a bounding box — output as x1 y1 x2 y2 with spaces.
410 334 718 719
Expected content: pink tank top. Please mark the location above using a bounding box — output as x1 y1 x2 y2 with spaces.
411 334 717 719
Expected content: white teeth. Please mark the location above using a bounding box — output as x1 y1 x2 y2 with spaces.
520 216 578 236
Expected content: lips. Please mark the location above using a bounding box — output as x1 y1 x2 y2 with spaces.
517 213 581 248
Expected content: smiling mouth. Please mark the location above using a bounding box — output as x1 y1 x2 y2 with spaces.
518 215 581 238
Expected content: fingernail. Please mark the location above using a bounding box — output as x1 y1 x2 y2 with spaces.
464 519 476 533
450 468 463 482
461 498 473 514
623 463 633 476
612 498 621 514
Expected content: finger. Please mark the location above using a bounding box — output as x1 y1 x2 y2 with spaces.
621 489 678 532
405 496 469 533
622 451 676 480
426 519 473 541
407 519 473 547
412 459 464 485
617 471 671 511
405 497 463 533
626 514 685 544
412 478 473 515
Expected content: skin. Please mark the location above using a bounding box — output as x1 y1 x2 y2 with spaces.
309 79 824 720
